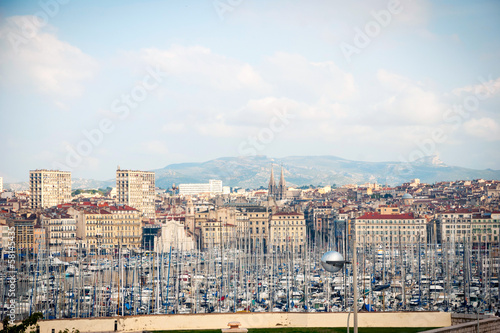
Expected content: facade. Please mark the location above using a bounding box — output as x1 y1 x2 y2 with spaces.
178 180 223 195
0 222 11 252
142 224 161 251
116 168 156 220
196 206 237 249
438 210 474 244
41 214 77 249
438 210 499 245
309 204 336 234
69 204 142 252
355 212 426 245
29 170 71 209
155 219 195 252
471 213 499 244
0 176 3 192
9 219 35 253
33 226 46 254
269 212 306 252
199 219 236 250
236 206 270 251
377 205 400 215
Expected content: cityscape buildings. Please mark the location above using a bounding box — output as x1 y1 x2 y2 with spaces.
29 170 71 209
68 203 142 252
0 166 499 321
269 211 306 252
116 168 156 220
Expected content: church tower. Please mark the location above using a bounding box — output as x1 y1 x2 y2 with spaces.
278 165 287 200
185 197 195 232
268 165 277 198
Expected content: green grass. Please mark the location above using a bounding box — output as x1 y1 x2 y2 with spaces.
154 328 437 333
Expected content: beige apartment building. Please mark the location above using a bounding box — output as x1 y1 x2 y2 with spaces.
29 170 71 209
41 213 77 249
195 206 237 249
116 168 156 220
269 212 306 253
235 206 270 251
355 212 426 245
68 204 142 252
471 212 500 244
438 210 474 244
8 219 35 253
199 219 236 250
438 210 500 245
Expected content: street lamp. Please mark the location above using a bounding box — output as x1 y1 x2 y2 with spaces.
321 248 358 333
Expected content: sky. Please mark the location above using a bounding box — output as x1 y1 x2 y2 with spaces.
0 0 499 183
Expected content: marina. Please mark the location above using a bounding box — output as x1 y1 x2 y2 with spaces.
2 231 499 321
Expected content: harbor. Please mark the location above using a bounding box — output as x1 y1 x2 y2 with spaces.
2 231 499 321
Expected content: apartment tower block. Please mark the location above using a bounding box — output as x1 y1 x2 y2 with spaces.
116 168 155 220
29 170 71 209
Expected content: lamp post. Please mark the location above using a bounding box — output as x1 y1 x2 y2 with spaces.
321 244 358 333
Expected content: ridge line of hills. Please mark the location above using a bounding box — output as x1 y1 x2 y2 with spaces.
5 155 500 191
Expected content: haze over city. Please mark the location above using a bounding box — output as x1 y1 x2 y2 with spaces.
1 0 500 183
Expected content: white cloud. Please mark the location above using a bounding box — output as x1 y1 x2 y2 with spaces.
136 45 271 92
463 118 500 141
263 52 356 102
0 16 98 97
374 69 445 125
226 97 302 127
452 76 500 98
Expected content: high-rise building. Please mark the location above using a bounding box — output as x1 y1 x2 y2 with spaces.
29 170 71 209
116 168 155 220
0 176 3 192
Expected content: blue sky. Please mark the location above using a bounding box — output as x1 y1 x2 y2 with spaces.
1 0 499 182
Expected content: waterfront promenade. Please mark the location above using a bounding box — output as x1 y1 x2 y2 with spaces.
2 312 452 333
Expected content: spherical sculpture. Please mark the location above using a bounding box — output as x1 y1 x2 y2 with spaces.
321 251 345 273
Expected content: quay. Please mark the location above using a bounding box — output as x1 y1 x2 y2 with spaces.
2 312 453 333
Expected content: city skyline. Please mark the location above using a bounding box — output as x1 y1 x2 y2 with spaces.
1 0 500 183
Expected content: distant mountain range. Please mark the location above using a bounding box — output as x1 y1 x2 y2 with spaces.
5 155 500 191
152 155 500 189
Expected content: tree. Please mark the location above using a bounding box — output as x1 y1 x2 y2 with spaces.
71 189 83 196
1 312 42 333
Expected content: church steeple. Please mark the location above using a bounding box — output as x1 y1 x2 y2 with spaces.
278 165 286 200
268 165 277 197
